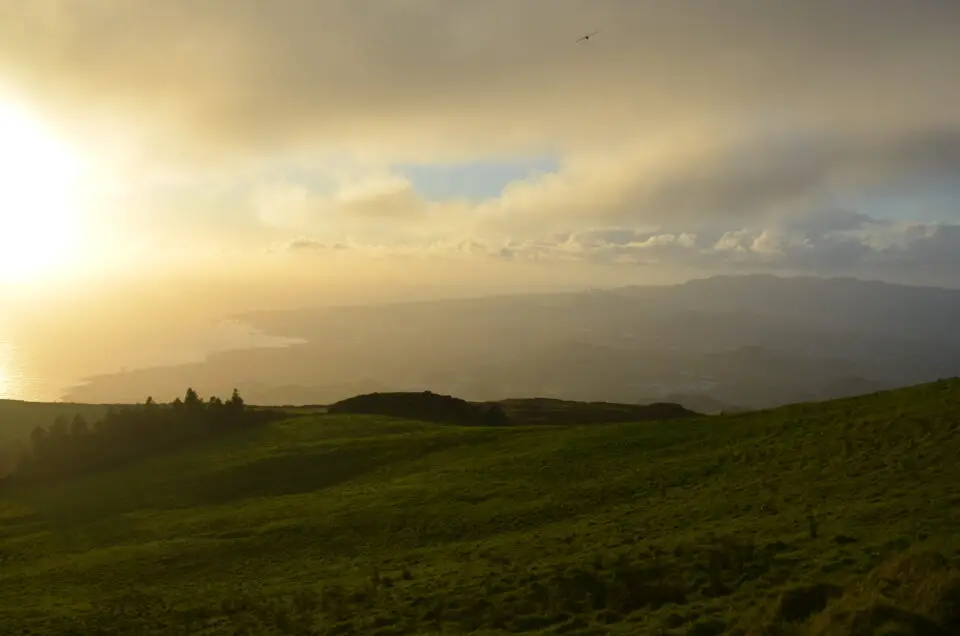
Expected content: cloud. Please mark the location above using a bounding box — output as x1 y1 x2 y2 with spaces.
776 209 884 238
4 0 960 291
470 128 960 238
257 175 426 226
879 224 960 270
282 217 960 285
284 238 350 252
3 1 960 167
253 172 476 245
334 175 423 218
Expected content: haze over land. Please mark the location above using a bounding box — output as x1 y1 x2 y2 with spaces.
53 275 960 411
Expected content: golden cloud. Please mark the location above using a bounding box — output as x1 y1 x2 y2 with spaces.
2 0 958 167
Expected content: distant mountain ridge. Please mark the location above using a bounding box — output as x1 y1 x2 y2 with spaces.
62 275 960 410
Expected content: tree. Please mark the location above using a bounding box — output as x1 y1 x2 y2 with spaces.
482 404 510 426
71 414 89 436
12 387 284 483
29 426 49 458
50 415 69 439
184 388 202 409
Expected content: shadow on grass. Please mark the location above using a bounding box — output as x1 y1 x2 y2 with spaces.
191 432 492 506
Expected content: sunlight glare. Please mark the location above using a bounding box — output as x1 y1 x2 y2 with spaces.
0 340 14 400
0 98 85 284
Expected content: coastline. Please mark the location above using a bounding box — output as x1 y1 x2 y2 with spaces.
1 319 305 403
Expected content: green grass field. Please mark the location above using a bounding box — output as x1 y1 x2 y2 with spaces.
1 381 958 635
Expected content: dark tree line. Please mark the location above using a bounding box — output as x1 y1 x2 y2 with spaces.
9 388 285 483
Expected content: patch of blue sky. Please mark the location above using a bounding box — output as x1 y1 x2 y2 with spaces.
395 155 561 202
848 183 960 224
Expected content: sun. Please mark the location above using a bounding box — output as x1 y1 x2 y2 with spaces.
0 98 84 284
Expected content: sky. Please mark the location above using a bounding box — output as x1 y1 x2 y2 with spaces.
1 0 960 317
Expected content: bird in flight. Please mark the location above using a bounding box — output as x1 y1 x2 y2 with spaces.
576 30 600 43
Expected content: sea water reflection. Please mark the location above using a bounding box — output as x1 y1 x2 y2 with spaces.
0 338 24 400
0 335 61 402
0 320 304 403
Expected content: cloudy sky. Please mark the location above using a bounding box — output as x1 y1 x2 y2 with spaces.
2 0 960 306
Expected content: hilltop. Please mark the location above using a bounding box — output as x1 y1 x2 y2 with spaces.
327 391 512 427
327 391 699 427
0 380 958 634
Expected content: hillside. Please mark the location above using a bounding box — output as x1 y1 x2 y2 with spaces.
496 397 699 425
0 381 958 634
327 391 699 426
328 391 512 426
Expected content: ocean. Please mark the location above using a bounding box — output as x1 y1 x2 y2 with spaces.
0 319 304 402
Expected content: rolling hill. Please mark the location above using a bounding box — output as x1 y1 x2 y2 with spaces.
326 391 700 427
0 381 958 634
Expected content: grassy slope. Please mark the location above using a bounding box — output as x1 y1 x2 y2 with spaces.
0 382 958 635
495 398 698 425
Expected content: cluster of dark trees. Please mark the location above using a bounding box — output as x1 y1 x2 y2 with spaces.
328 390 511 427
9 388 285 483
